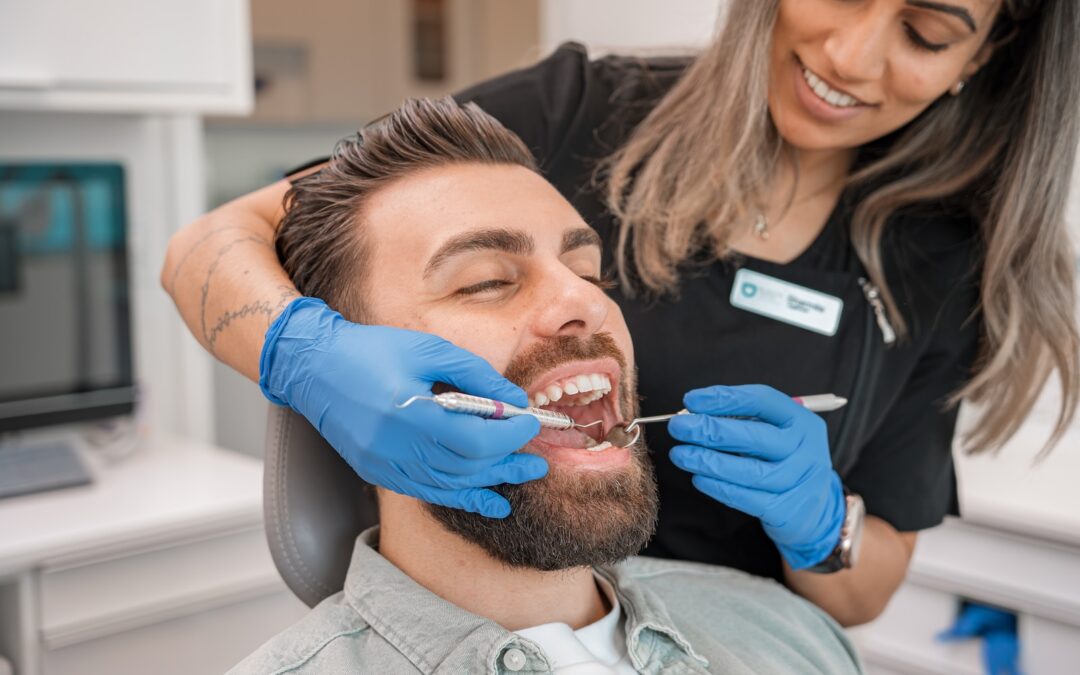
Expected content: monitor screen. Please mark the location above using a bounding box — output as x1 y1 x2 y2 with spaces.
0 163 136 432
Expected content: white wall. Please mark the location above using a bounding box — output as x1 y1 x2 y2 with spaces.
540 0 722 53
1067 148 1080 244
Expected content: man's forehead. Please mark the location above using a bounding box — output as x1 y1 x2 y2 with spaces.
361 163 597 269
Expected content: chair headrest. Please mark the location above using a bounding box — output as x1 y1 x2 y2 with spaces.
263 405 379 608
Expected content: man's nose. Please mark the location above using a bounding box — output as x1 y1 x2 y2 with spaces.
529 267 610 339
822 6 890 84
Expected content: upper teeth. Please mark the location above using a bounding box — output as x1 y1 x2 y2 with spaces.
803 67 860 108
529 373 612 407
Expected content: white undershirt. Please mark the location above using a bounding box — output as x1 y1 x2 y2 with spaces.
515 574 637 674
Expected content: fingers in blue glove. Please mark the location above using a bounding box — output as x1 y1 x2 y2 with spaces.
670 444 788 491
683 384 804 428
687 474 774 520
424 453 548 489
415 337 530 408
667 414 788 460
431 413 542 464
414 485 515 519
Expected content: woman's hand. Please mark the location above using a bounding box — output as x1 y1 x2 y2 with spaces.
260 297 547 518
667 384 846 569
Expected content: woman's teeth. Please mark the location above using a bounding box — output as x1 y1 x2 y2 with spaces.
528 373 612 408
802 67 860 108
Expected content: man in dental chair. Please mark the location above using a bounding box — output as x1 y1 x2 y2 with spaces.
230 97 862 675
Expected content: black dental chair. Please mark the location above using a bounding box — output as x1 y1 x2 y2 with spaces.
263 405 379 607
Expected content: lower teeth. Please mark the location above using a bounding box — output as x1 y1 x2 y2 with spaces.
585 441 612 453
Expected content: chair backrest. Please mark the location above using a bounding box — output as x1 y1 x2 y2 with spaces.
263 405 379 607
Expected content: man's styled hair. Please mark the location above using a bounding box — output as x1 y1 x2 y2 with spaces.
277 96 538 322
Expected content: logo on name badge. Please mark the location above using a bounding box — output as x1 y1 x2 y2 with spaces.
730 268 843 336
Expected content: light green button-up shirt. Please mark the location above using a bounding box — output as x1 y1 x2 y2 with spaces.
230 528 863 674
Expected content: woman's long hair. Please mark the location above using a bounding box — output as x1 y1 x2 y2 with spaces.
603 0 1079 454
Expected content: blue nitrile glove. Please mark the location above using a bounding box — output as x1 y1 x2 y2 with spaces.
259 297 546 518
667 384 846 569
937 602 1022 675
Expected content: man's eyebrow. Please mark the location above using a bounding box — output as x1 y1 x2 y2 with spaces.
907 1 978 33
561 227 602 254
423 228 535 278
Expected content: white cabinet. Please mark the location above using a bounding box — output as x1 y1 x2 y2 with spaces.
0 0 252 114
848 417 1080 674
34 525 307 675
0 437 308 674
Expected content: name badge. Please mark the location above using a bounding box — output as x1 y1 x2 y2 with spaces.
730 268 843 336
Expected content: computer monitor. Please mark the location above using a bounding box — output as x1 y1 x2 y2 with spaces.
0 163 136 433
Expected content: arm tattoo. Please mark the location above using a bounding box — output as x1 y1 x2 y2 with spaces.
167 226 270 294
206 284 300 352
198 234 278 351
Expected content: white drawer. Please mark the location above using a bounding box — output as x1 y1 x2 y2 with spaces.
1021 615 1080 675
40 526 281 646
42 587 308 675
847 582 981 675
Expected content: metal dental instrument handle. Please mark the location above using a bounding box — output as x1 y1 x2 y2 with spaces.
604 393 848 447
396 392 603 431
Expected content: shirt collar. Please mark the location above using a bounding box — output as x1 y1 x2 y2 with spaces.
598 563 711 670
515 572 625 668
344 527 525 674
344 527 707 673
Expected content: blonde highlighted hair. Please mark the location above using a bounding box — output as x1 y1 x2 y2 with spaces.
603 0 1079 454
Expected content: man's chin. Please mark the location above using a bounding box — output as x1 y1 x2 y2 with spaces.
425 448 658 571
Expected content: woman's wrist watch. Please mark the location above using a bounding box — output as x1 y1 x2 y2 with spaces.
807 488 866 574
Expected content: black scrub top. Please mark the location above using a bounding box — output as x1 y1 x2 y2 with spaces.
304 43 983 582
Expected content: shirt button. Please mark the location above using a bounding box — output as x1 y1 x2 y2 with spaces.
502 647 527 671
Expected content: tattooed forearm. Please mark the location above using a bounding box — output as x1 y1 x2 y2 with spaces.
198 234 275 349
166 226 270 295
206 284 300 351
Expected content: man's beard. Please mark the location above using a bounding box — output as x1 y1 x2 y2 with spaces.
425 334 658 571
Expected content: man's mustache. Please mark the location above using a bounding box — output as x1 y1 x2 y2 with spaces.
502 333 628 393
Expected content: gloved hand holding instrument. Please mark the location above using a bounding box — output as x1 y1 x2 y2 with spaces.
667 384 847 570
259 297 546 518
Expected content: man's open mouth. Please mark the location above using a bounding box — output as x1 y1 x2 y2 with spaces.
524 358 625 452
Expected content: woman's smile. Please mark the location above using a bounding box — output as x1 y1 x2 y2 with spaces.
792 55 874 124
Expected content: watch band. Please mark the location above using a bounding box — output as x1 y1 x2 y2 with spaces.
806 489 866 574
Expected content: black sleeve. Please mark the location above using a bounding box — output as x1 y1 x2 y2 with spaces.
453 42 590 172
844 222 982 531
284 42 592 180
284 157 330 182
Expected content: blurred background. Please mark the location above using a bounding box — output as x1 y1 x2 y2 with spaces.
0 1 1077 674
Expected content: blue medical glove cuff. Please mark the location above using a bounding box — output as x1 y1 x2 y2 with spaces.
259 296 331 407
778 472 846 570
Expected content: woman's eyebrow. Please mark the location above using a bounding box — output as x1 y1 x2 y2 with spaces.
907 1 978 33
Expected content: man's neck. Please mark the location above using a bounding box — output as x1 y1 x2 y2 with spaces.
377 491 608 632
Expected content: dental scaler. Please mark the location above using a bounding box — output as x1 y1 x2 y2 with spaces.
397 391 847 447
396 392 602 432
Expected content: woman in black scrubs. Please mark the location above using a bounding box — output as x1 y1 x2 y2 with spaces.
162 0 1080 625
